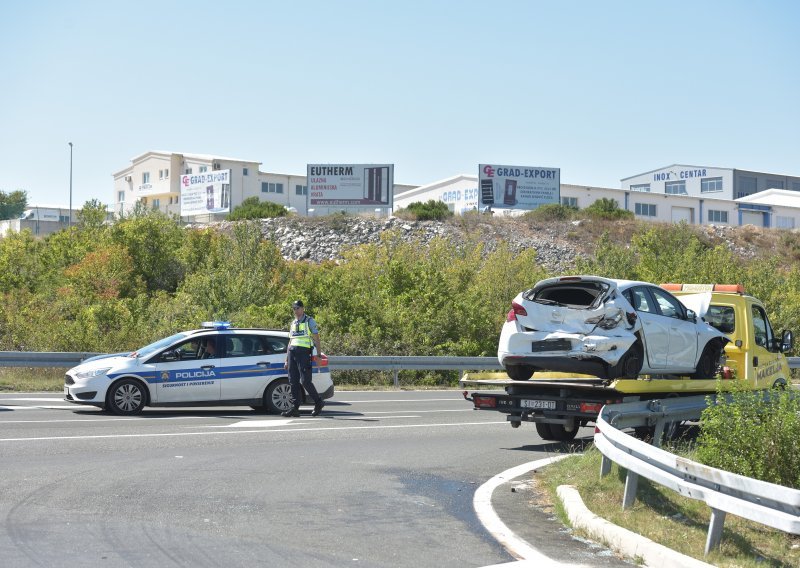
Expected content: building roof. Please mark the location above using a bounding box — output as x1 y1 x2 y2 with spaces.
394 174 477 200
736 189 800 208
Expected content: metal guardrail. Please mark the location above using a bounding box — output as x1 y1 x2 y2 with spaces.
0 352 504 385
595 397 800 556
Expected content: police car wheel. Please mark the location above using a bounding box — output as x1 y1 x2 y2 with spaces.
264 380 293 414
106 379 146 415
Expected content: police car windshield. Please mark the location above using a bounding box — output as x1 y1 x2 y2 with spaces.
132 332 190 359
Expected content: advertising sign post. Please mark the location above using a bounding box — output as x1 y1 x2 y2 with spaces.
478 164 560 210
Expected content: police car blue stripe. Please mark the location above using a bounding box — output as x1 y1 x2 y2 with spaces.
109 361 328 385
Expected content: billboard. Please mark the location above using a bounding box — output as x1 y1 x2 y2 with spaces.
307 164 394 208
479 164 560 210
180 170 231 215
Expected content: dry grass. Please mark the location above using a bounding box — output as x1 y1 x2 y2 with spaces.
537 447 800 567
0 368 65 392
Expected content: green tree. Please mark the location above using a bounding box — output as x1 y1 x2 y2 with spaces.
227 197 288 220
583 198 634 220
77 199 109 230
0 189 28 220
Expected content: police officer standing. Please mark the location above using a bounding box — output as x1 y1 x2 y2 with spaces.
282 300 324 417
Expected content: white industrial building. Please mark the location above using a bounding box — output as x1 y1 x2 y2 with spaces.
0 205 86 238
393 164 800 229
112 151 416 220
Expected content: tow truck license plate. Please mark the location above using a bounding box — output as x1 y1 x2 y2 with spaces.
520 399 555 410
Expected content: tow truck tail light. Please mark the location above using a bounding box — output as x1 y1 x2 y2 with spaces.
473 395 497 409
580 402 603 414
507 301 527 321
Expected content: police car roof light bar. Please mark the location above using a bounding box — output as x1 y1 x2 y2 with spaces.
201 321 232 330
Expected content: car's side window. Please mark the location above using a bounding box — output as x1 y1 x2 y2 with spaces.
224 335 263 358
156 338 203 362
261 336 288 354
752 305 774 350
625 288 654 313
649 288 684 320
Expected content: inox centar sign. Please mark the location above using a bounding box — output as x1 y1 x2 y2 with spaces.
654 168 708 181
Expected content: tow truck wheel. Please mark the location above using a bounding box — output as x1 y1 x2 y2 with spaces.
535 422 553 439
548 422 579 442
506 365 534 381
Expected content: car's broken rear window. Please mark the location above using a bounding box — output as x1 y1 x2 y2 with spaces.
527 282 608 308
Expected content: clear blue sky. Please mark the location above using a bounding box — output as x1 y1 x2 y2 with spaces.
2 0 799 208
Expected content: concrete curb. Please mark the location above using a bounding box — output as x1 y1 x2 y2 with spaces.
557 485 714 568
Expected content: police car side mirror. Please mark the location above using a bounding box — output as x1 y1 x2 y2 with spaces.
686 309 697 323
161 350 179 362
781 330 794 353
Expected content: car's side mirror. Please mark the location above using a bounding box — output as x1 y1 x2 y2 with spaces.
686 309 697 323
781 330 794 353
161 350 179 362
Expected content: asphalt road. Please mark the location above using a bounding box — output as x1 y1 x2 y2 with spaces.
0 391 633 567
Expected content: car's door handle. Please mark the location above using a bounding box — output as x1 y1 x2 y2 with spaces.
256 362 269 367
201 365 215 370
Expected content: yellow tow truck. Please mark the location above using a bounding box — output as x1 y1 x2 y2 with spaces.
461 284 794 441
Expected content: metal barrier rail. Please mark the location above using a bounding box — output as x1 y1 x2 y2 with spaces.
595 397 800 556
0 352 504 385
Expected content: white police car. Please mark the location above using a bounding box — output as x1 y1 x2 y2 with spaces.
64 322 334 415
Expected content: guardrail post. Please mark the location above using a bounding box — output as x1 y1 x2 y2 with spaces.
652 419 665 448
622 471 639 509
705 508 726 556
393 369 399 387
600 455 612 478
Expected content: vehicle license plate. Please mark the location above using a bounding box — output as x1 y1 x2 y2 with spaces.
520 399 556 410
531 339 571 352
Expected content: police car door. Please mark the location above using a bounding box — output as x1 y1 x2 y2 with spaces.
218 334 274 402
151 336 222 403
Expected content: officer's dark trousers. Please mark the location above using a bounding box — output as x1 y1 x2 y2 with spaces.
287 346 320 408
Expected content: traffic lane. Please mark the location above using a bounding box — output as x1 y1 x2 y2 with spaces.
0 391 484 441
0 413 529 567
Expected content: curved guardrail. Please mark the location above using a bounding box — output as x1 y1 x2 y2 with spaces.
595 397 800 556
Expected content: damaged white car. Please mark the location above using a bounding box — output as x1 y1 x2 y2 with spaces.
498 276 729 380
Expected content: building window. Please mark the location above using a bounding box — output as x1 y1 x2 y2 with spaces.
152 199 160 209
118 191 125 202
634 203 657 217
701 177 723 193
199 165 208 173
262 182 283 193
164 169 169 178
792 182 800 192
296 184 308 196
665 181 687 195
59 215 70 223
776 216 795 229
243 168 249 176
630 184 650 192
185 167 192 175
766 179 784 190
561 196 578 208
708 210 728 224
158 169 164 180
142 172 150 184
737 176 757 198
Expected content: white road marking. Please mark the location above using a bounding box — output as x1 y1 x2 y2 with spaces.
474 457 589 568
0 420 507 442
223 419 297 428
0 397 66 402
0 405 78 410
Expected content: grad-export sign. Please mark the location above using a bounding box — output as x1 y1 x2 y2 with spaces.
180 170 231 215
478 164 560 210
307 164 394 208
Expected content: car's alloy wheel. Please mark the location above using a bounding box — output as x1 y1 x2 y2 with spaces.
107 379 146 415
613 341 643 379
691 342 720 380
265 379 293 414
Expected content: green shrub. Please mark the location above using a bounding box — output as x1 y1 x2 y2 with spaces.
523 203 577 221
695 384 800 488
228 197 288 220
583 197 634 220
396 200 453 221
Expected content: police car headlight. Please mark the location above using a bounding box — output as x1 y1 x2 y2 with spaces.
75 367 111 380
